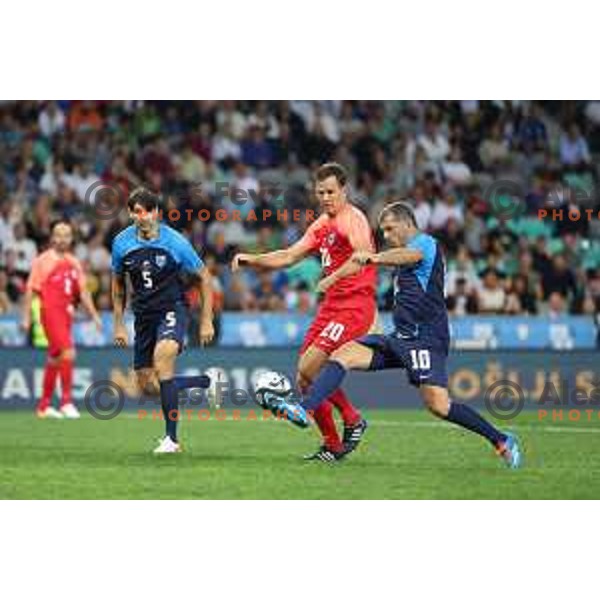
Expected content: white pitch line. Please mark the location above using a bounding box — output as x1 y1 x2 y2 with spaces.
113 412 600 433
369 420 600 434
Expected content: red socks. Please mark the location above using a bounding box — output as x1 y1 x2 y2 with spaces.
313 401 344 453
38 362 60 411
58 359 73 407
312 390 362 452
327 388 361 427
38 358 74 410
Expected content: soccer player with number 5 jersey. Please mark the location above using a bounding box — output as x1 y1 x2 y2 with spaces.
111 188 215 453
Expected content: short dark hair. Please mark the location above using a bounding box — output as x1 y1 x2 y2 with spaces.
378 201 418 227
315 162 348 187
127 187 161 212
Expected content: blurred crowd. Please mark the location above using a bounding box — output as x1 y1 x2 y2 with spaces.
2 100 600 325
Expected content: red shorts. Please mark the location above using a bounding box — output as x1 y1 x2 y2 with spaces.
41 308 73 357
300 297 376 355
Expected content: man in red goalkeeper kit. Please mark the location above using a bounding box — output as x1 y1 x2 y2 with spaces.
22 221 102 418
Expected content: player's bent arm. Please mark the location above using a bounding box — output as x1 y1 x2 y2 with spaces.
317 258 363 293
354 248 423 267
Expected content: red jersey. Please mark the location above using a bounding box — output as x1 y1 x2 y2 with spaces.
26 249 86 313
297 203 376 306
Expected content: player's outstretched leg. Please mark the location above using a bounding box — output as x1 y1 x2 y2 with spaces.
174 374 211 391
421 386 522 469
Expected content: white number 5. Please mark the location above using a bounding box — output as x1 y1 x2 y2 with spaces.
166 311 176 327
142 271 153 289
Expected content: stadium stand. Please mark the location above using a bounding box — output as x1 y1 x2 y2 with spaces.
1 100 600 348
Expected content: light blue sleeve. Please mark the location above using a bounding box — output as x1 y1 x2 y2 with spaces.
173 233 203 274
407 233 436 291
111 237 124 274
407 232 436 260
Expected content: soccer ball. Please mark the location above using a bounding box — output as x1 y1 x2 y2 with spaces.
253 371 294 409
204 367 229 409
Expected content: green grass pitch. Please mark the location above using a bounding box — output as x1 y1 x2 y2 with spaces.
1 409 599 499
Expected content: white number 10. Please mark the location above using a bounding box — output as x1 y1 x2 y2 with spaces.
410 349 430 370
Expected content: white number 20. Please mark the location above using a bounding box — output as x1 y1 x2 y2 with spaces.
320 321 345 342
410 349 430 370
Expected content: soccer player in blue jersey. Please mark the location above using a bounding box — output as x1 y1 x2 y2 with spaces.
278 201 522 468
111 188 214 453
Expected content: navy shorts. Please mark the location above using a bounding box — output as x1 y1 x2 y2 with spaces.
356 332 449 388
133 304 188 370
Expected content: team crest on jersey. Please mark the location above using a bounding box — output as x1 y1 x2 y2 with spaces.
327 232 336 245
155 254 167 268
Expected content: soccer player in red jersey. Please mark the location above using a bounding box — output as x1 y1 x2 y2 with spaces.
22 221 102 419
232 163 378 462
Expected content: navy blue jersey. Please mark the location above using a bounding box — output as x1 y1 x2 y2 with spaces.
111 224 203 315
391 232 449 346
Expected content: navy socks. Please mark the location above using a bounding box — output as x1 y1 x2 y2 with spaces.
445 401 506 446
159 375 211 442
302 361 505 448
302 360 347 412
174 374 210 391
160 379 179 442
